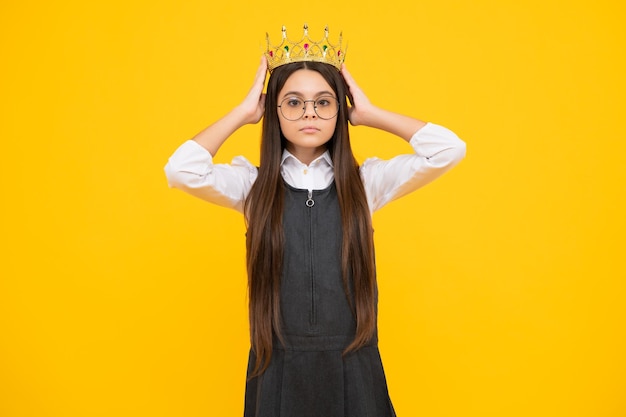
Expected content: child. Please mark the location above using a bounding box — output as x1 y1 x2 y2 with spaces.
165 25 465 417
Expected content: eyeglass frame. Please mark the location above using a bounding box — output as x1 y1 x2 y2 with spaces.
277 96 340 121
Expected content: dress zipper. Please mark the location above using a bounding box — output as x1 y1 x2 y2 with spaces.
307 189 316 327
305 189 315 207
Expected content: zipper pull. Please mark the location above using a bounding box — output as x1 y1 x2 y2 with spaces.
305 190 315 207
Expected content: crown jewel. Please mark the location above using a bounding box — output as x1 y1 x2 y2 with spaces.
265 24 345 72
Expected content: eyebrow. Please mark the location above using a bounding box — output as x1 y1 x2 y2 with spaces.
280 90 336 99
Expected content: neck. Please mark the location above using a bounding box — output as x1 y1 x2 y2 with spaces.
286 144 327 165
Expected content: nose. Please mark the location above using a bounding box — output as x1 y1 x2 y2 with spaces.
302 101 317 119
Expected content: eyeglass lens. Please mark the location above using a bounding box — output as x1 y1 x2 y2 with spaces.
279 97 339 120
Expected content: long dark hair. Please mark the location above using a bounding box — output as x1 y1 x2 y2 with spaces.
244 61 376 377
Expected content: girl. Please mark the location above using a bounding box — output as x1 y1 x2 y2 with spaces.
165 31 465 417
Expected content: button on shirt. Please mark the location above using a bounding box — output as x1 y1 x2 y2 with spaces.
165 122 466 214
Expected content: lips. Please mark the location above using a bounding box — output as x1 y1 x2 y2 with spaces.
299 126 320 133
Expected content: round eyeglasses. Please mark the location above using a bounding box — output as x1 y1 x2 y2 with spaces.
277 96 339 121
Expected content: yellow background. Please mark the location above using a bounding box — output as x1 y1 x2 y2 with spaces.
1 0 625 416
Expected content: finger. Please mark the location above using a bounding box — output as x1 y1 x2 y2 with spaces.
258 55 268 74
340 64 355 105
340 64 357 89
256 57 268 84
345 84 354 107
247 57 268 98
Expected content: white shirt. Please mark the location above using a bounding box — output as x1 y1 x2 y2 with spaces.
280 149 334 192
164 122 466 213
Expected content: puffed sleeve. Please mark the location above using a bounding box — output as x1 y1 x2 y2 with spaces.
164 140 258 213
360 122 466 212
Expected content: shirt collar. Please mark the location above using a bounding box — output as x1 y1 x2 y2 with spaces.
280 149 334 168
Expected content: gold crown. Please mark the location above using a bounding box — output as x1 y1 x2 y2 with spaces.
265 24 346 72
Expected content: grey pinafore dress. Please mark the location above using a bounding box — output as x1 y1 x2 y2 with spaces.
244 182 396 417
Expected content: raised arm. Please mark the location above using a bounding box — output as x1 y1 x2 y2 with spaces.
164 57 268 212
340 65 466 212
193 56 268 156
341 64 426 141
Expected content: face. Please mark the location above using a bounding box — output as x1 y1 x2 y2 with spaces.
277 69 338 161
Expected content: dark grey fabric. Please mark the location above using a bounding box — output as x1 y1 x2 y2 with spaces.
244 182 396 417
